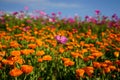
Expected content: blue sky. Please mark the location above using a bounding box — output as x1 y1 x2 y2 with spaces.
0 0 120 19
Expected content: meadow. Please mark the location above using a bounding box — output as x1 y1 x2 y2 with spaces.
0 10 120 80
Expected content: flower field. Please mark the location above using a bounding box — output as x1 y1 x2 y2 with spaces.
0 10 120 80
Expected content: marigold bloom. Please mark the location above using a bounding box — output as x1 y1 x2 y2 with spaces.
61 57 70 62
64 60 75 66
93 62 101 68
59 47 65 53
11 51 21 56
114 51 119 58
10 41 20 48
21 49 35 55
104 67 110 73
104 60 113 65
91 52 103 57
101 63 108 68
84 66 94 77
71 52 80 58
38 58 43 62
81 49 88 54
9 68 23 77
42 55 52 61
36 50 45 56
36 39 43 46
76 69 85 77
115 60 120 66
67 45 73 50
109 65 116 71
21 65 33 74
28 44 37 49
0 56 3 61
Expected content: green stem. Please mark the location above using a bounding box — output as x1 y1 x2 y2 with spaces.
15 77 17 80
24 75 27 80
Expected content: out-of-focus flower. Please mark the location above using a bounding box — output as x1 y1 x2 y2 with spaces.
95 10 100 15
11 51 21 56
9 68 23 77
23 26 31 31
58 12 61 15
40 10 46 16
12 12 18 15
55 35 68 44
42 55 52 61
68 17 75 23
112 13 119 21
51 12 56 17
36 50 45 56
76 68 85 77
21 65 33 74
64 60 75 66
114 51 119 58
24 6 29 11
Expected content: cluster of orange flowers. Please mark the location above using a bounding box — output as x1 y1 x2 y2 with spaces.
9 65 33 77
0 24 119 79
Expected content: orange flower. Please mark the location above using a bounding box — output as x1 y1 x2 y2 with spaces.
0 63 2 69
104 60 113 65
76 69 85 77
10 41 20 48
115 60 120 66
59 47 65 53
84 66 94 77
93 62 101 68
114 51 119 58
11 51 21 56
0 56 3 61
67 45 73 50
88 55 95 60
36 39 43 46
101 63 108 68
83 57 89 62
2 59 14 65
9 68 23 77
21 65 33 74
61 57 70 62
91 52 103 58
64 60 75 66
38 58 43 62
104 67 110 73
36 50 45 56
80 41 85 46
28 44 37 49
78 54 83 59
81 49 88 54
21 49 35 55
71 52 80 58
109 65 116 71
42 55 52 61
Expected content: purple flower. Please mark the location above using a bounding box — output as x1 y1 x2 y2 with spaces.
12 12 18 15
55 35 68 44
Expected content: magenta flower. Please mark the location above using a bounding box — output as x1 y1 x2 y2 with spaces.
40 11 46 16
95 10 100 15
55 35 68 44
12 12 18 15
23 26 31 31
24 6 29 11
